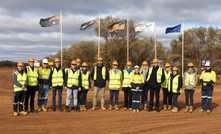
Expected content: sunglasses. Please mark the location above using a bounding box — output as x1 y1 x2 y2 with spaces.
82 66 87 68
205 66 210 67
113 65 118 66
71 64 76 65
188 66 193 68
43 63 48 64
165 67 169 68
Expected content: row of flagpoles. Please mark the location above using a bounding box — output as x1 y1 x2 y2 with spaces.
39 11 184 74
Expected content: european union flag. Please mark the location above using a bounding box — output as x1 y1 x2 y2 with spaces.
80 18 99 31
165 24 181 34
39 14 60 27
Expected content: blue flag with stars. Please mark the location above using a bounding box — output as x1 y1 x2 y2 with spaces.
39 14 60 27
165 24 181 34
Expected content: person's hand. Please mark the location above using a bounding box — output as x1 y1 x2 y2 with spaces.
203 83 207 86
136 87 139 90
79 87 81 91
21 85 25 89
64 87 67 90
50 86 52 89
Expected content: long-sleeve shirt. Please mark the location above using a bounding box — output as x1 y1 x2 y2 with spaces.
13 69 28 87
49 65 65 87
146 66 165 89
91 64 109 88
64 68 82 89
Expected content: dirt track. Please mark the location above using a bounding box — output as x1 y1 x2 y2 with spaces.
0 67 221 134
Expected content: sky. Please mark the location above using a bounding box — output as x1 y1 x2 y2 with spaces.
1 0 221 62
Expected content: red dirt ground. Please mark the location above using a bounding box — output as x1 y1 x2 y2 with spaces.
0 67 221 134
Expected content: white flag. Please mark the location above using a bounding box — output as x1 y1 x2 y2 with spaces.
135 22 155 32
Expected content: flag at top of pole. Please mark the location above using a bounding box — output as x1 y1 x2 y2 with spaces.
165 24 181 34
39 14 60 27
135 22 154 32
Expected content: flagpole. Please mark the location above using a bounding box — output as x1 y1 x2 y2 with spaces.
60 10 63 66
154 20 157 59
127 18 129 62
182 22 184 76
98 15 100 58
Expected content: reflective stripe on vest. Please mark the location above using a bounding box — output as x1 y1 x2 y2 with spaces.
122 70 134 88
185 73 195 85
14 71 27 91
26 66 38 86
93 66 106 80
67 69 80 87
38 67 51 80
130 73 144 84
168 75 180 93
52 67 64 86
200 70 216 83
109 69 122 89
162 71 171 88
82 71 90 89
146 67 162 83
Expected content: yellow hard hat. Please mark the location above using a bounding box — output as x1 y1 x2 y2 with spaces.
97 57 103 61
188 62 194 67
153 58 159 63
54 58 60 62
17 62 24 67
126 61 132 66
142 61 148 65
82 62 88 67
172 67 178 71
165 63 171 67
28 57 34 62
71 60 77 65
76 58 81 62
112 61 118 65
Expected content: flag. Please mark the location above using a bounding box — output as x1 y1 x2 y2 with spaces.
165 24 181 34
39 14 60 27
80 18 99 31
107 20 126 33
135 22 154 32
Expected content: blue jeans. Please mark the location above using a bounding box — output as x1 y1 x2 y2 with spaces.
171 95 178 107
66 88 78 107
80 91 88 105
13 91 25 112
52 87 62 106
142 85 148 104
201 89 213 110
132 91 141 109
109 90 119 105
38 84 49 105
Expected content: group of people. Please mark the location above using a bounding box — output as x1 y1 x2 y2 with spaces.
12 57 216 116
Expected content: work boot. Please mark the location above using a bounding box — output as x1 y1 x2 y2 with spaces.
207 110 211 114
38 105 42 112
199 109 205 112
171 107 178 113
52 106 56 112
109 105 112 110
133 109 136 113
58 106 63 112
124 107 127 110
156 109 160 112
129 108 132 110
65 106 69 113
14 112 18 117
189 106 193 113
115 105 119 110
30 109 37 113
74 106 80 112
144 104 147 110
20 111 28 115
148 108 152 112
80 105 83 111
184 106 189 113
101 104 106 111
164 105 167 110
71 107 74 110
83 105 87 111
137 109 140 112
168 105 172 110
42 105 47 112
92 104 96 111
139 104 144 110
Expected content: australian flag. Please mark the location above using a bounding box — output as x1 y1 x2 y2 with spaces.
165 24 181 34
39 14 60 27
80 18 99 31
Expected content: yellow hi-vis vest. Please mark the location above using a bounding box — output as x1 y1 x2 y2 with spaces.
67 69 80 87
82 71 90 89
122 70 134 88
200 70 216 83
185 73 196 85
162 71 171 88
52 67 64 87
14 71 27 91
93 66 106 80
26 66 38 86
168 75 181 93
146 67 162 83
38 67 51 81
109 69 122 89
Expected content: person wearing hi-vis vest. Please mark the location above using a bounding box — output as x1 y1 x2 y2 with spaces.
146 59 165 112
13 62 28 116
65 60 82 112
122 61 133 110
24 57 38 113
49 58 65 112
37 59 51 112
183 62 198 113
130 65 144 113
168 67 183 113
162 63 172 110
91 57 109 111
74 58 82 110
79 62 91 111
199 62 216 114
108 61 122 110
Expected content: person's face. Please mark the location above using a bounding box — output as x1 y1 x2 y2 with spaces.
173 70 177 75
113 64 118 69
188 66 193 71
154 62 158 67
127 65 131 69
29 61 34 67
77 62 81 66
18 66 23 71
71 64 76 69
206 66 210 70
166 67 170 71
55 62 60 67
82 66 87 71
97 60 102 65
42 63 48 68
143 65 147 68
135 68 139 73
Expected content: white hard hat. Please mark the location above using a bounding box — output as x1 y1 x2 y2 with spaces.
205 62 210 67
134 65 140 69
42 59 48 64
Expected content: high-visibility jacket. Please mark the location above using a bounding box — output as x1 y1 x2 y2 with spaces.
185 73 196 85
122 70 134 88
82 71 90 90
93 66 106 80
168 74 181 93
26 66 38 86
162 71 171 88
38 67 51 83
130 73 144 92
52 67 64 87
200 70 216 83
146 66 163 83
14 71 27 91
67 69 80 87
109 69 122 89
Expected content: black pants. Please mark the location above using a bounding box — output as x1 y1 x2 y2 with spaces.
149 88 160 110
13 91 25 112
185 89 195 106
163 88 172 105
123 87 132 108
24 86 38 111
